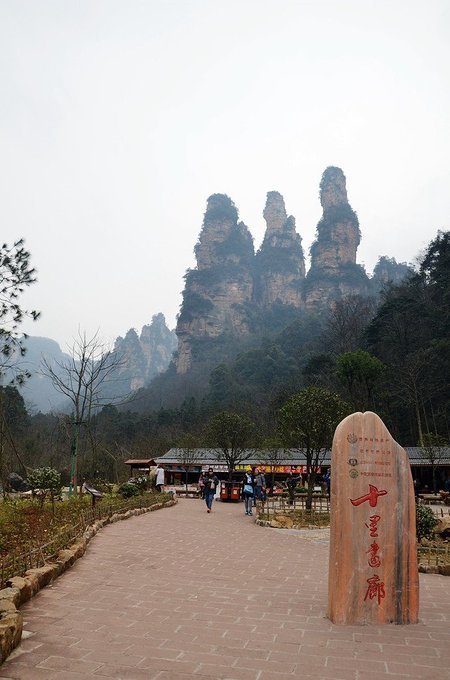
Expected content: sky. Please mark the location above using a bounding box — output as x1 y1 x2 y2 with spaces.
1 0 449 350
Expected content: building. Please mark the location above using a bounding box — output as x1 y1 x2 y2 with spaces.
157 447 450 491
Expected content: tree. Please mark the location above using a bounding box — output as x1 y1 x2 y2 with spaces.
205 411 257 480
420 433 448 492
259 437 292 495
0 386 29 495
323 295 377 356
41 331 125 495
27 466 62 513
177 433 200 494
303 353 336 389
0 239 40 384
336 350 385 410
260 437 292 495
367 231 450 444
278 387 351 509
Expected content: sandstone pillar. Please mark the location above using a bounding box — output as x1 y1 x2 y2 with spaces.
327 411 419 624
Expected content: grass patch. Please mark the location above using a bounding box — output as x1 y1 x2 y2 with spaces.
0 492 172 574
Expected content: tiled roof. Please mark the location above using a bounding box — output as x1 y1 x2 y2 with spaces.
158 447 450 467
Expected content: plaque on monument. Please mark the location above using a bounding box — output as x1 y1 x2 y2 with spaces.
327 411 419 625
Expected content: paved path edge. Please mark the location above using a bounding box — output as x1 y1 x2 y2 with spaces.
0 498 177 665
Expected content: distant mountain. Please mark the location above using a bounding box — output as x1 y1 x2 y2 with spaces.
113 313 178 391
7 336 72 413
4 315 177 413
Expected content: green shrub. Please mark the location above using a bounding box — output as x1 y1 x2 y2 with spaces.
92 478 114 495
416 503 438 540
117 482 140 498
27 467 62 508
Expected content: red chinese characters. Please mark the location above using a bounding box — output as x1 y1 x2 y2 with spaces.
364 575 385 604
365 514 380 537
350 486 387 605
350 484 387 507
367 541 381 568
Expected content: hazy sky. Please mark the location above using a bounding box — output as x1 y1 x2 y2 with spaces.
1 0 449 349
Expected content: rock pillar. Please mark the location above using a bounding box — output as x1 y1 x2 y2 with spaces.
327 411 419 624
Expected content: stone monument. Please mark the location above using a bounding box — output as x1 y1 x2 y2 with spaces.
327 411 419 624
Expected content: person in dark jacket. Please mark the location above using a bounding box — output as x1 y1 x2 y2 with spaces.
204 468 219 513
254 468 266 503
286 471 301 505
242 470 255 516
323 469 331 497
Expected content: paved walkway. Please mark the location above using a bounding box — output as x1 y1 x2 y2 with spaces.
1 499 449 680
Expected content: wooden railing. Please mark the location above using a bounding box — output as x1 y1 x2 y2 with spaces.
258 494 330 516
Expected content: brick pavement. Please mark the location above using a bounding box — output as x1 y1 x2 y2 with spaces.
1 498 449 680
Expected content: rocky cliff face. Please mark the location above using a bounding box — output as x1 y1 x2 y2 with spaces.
371 256 413 289
114 314 177 390
254 192 305 307
176 194 254 374
174 167 408 374
304 166 370 308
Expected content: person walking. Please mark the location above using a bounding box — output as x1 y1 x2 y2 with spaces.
204 467 219 513
155 464 165 492
286 471 300 505
254 467 266 504
323 469 331 497
242 470 255 516
198 471 206 499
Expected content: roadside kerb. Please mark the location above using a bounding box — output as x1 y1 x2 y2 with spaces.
0 498 177 664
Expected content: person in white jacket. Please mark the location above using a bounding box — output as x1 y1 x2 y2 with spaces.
155 464 165 492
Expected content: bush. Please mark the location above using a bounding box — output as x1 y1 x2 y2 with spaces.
131 476 150 492
117 482 140 498
27 467 62 507
416 503 438 540
92 478 114 495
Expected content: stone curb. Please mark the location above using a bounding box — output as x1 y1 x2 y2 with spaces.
0 498 177 664
255 518 330 530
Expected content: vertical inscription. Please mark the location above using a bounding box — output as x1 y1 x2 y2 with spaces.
327 412 419 625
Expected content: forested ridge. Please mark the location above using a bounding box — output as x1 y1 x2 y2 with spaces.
0 231 448 486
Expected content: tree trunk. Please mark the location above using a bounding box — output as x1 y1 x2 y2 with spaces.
306 469 318 511
432 463 437 493
414 392 423 447
69 423 79 497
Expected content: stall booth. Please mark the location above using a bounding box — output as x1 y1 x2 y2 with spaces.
124 459 158 477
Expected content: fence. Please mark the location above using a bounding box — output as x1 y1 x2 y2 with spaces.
257 495 330 529
259 496 447 518
258 494 330 517
0 494 167 589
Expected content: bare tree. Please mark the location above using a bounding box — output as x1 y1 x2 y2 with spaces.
420 433 448 492
177 433 200 494
259 438 292 495
41 331 125 495
324 295 378 356
206 411 257 481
